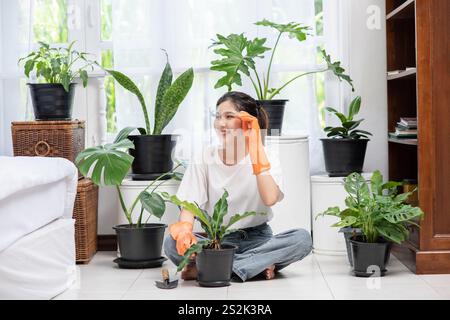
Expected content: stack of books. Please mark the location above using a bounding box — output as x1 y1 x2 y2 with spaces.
389 117 417 139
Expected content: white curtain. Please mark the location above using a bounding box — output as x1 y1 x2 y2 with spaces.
111 0 348 173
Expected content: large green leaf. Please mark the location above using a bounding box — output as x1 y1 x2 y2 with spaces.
375 222 407 244
113 126 139 143
177 241 208 272
348 96 361 120
331 216 357 228
344 173 370 203
139 191 165 219
225 211 261 230
370 170 384 196
212 190 229 236
321 49 354 91
383 205 424 224
75 139 134 186
325 107 348 124
154 54 173 135
105 69 149 134
153 68 194 135
255 19 310 41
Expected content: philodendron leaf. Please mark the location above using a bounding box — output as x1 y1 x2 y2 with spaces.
153 68 194 135
75 138 134 186
370 170 384 196
321 49 354 91
255 19 310 42
139 191 165 219
383 205 424 224
331 215 357 228
344 172 370 201
348 96 361 120
154 53 173 135
105 69 149 134
225 211 262 230
212 189 229 236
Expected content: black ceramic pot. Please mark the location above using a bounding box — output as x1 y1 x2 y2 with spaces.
257 100 288 136
196 244 237 287
28 83 76 120
350 235 392 277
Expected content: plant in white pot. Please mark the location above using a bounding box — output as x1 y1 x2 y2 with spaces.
75 129 183 267
18 41 97 120
162 190 265 287
103 51 194 180
317 170 424 277
321 96 372 177
210 19 354 135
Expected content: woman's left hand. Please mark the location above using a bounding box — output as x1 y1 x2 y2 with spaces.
238 111 271 175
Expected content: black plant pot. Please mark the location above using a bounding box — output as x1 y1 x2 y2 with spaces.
128 134 177 180
28 83 76 120
350 236 392 277
257 100 288 136
196 245 237 287
339 227 363 266
113 223 167 261
321 138 369 177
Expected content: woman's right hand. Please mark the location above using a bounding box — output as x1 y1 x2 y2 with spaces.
169 221 197 256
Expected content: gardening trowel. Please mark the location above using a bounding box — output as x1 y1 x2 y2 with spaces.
155 268 178 289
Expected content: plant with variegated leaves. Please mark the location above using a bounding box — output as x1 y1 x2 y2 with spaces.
75 131 183 227
162 190 265 271
103 50 194 135
210 19 354 100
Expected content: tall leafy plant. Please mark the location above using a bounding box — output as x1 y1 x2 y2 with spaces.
103 51 194 135
162 191 265 271
75 129 183 227
18 41 97 91
324 96 372 139
316 171 424 244
210 19 354 100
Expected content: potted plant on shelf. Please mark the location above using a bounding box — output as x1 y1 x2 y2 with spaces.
210 19 354 135
18 41 97 120
321 96 372 177
317 170 424 277
162 190 265 287
103 51 194 180
75 128 183 267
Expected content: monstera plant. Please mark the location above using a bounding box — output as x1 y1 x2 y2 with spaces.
75 130 183 263
210 19 354 135
104 51 194 180
162 190 265 287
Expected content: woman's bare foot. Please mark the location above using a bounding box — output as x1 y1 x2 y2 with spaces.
181 262 198 280
264 265 276 280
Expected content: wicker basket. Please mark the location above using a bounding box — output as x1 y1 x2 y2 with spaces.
11 120 85 177
74 178 98 263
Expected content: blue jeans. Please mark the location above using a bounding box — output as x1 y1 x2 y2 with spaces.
163 223 312 282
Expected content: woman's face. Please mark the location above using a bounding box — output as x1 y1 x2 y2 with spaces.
214 100 243 145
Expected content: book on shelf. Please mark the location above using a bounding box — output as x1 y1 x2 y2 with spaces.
399 117 417 127
389 132 417 139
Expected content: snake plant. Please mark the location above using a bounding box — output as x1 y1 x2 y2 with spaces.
210 19 354 100
162 190 265 271
316 170 424 244
104 51 194 135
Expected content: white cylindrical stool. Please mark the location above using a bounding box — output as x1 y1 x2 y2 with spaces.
311 173 372 255
118 178 203 234
266 135 311 234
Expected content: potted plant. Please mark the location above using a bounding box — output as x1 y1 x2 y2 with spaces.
317 171 424 277
18 41 97 120
321 96 372 177
210 19 354 135
75 128 183 265
103 51 194 180
162 190 265 287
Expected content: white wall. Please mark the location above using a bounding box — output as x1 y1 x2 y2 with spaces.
347 0 388 177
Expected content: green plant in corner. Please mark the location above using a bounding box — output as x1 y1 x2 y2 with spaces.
162 190 265 271
210 19 354 100
102 51 194 135
75 130 184 227
316 170 424 244
18 41 97 91
323 96 372 139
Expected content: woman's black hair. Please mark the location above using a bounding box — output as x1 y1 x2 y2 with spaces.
216 91 269 129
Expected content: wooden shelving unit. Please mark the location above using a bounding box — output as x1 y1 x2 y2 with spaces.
386 0 450 274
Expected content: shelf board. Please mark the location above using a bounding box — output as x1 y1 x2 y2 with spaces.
387 68 416 80
387 0 415 20
388 137 418 146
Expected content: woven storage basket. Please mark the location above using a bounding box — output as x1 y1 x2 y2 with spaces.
11 120 85 177
74 178 98 263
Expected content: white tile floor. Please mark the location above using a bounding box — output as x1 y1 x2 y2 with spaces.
53 251 450 300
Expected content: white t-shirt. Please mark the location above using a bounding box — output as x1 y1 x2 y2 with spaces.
176 144 284 229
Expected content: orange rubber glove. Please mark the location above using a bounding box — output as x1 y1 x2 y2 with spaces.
169 221 197 256
239 111 271 175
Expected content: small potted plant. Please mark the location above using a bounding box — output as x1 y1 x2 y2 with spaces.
317 171 424 277
321 96 372 177
210 19 354 135
103 51 194 180
75 128 183 266
162 190 265 287
18 41 97 120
